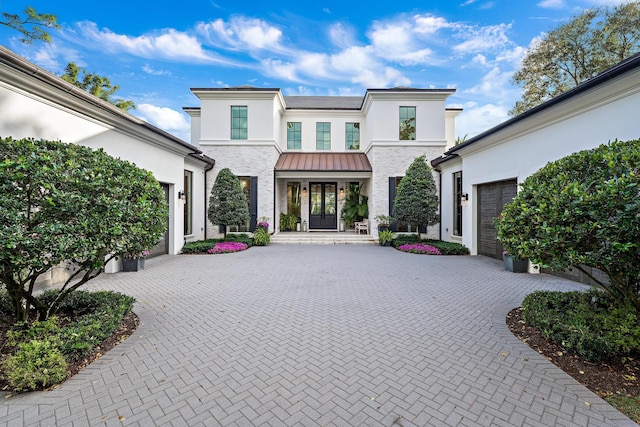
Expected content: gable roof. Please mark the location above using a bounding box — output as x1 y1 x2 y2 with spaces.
433 52 640 167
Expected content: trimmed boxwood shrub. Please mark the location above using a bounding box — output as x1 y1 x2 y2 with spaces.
181 234 253 254
522 289 640 363
391 234 469 255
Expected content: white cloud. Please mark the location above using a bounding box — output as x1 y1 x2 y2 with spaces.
136 104 190 141
368 21 433 65
456 103 510 139
454 23 512 54
465 66 513 98
537 0 566 8
142 64 171 76
413 15 452 34
198 17 283 51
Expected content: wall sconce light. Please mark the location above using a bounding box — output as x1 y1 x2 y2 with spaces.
302 186 307 195
461 193 469 202
178 190 186 201
339 187 344 195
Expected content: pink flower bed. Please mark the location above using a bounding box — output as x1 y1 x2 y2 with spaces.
397 243 442 255
207 242 248 254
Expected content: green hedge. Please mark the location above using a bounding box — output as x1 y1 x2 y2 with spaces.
181 234 253 254
391 234 469 255
522 290 640 363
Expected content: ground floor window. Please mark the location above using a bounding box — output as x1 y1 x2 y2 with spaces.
184 170 193 235
287 182 301 217
389 177 409 232
453 171 462 236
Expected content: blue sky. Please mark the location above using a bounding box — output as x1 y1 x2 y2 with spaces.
0 0 624 142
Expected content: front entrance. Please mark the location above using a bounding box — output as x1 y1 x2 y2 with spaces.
309 182 337 229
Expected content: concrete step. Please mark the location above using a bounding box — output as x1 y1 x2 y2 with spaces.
271 231 377 245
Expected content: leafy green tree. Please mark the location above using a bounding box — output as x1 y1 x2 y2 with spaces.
510 2 640 116
1 6 58 43
61 62 136 111
496 139 640 311
392 155 439 240
0 137 168 322
208 168 250 238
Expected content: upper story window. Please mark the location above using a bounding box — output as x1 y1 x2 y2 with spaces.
231 106 248 140
399 106 416 140
345 123 360 150
453 171 463 236
287 122 302 150
316 122 331 150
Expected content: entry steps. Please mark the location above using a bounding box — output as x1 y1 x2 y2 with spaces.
271 231 376 245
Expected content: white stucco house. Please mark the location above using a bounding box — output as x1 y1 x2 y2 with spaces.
185 87 460 237
432 52 640 275
0 46 214 276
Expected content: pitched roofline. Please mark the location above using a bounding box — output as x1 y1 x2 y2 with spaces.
445 52 640 157
0 46 203 156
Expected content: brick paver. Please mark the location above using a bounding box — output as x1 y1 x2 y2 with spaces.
0 245 635 426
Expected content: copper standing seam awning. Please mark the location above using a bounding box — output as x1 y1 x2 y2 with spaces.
274 153 372 172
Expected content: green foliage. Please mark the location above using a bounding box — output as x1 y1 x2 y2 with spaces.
279 213 298 231
392 234 421 247
208 168 250 238
378 229 394 245
61 62 136 111
1 290 134 391
392 155 439 239
0 137 167 322
252 228 271 246
0 6 58 44
342 185 368 227
496 138 640 310
1 339 68 392
511 2 640 115
374 214 394 226
522 290 640 363
423 239 470 255
225 233 253 247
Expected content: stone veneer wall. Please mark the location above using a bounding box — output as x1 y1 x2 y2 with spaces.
368 144 446 239
200 143 281 237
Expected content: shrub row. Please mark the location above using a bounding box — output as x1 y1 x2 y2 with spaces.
391 234 470 255
181 234 254 254
1 290 135 392
522 290 640 363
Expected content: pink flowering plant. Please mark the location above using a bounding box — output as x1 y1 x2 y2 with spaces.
256 221 269 229
124 250 150 260
397 243 442 255
207 241 248 254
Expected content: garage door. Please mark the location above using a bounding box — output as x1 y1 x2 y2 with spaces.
148 183 170 258
477 179 517 259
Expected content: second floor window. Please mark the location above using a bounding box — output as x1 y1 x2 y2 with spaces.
399 106 416 140
287 122 301 149
316 122 331 150
345 123 360 150
231 106 247 140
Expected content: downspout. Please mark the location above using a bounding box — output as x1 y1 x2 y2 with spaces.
202 159 215 240
438 171 442 241
273 169 276 233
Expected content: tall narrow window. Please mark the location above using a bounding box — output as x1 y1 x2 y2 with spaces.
287 182 301 218
316 122 331 150
287 122 302 149
237 176 251 232
345 123 360 150
231 106 248 140
184 170 193 235
399 106 416 140
453 171 463 236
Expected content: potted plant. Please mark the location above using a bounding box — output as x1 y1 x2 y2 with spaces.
121 250 150 272
378 229 394 246
502 250 528 273
374 214 394 232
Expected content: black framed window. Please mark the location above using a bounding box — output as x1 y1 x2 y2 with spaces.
453 171 462 236
184 170 193 235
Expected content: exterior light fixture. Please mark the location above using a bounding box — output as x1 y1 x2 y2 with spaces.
461 193 469 202
339 187 344 195
302 186 307 195
178 190 186 201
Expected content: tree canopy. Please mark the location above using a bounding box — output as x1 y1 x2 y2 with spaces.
496 138 640 311
61 62 136 112
0 137 168 321
1 6 58 43
208 168 250 237
392 155 439 239
510 2 640 116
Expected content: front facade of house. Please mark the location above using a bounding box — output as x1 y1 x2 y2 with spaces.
433 53 640 273
186 87 460 237
0 47 213 277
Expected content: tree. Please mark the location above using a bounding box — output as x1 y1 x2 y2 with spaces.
496 138 640 311
392 155 439 240
208 168 250 238
1 6 58 43
0 137 168 322
61 62 136 112
510 2 640 116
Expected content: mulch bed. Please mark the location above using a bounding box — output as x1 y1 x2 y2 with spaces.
507 307 640 401
0 312 138 393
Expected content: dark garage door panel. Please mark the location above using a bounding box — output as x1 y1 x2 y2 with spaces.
477 179 517 259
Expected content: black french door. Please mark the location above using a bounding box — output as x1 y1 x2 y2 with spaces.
309 182 337 229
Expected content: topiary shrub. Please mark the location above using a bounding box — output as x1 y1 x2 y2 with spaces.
496 138 640 311
2 339 68 392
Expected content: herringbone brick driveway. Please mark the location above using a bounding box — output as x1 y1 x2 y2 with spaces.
0 245 635 426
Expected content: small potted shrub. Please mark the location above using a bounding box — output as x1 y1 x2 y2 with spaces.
378 229 394 246
374 214 394 232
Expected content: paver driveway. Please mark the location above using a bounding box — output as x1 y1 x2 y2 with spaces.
0 245 635 426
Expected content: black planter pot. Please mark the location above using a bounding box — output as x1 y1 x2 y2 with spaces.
122 258 145 272
378 225 390 233
502 254 528 273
